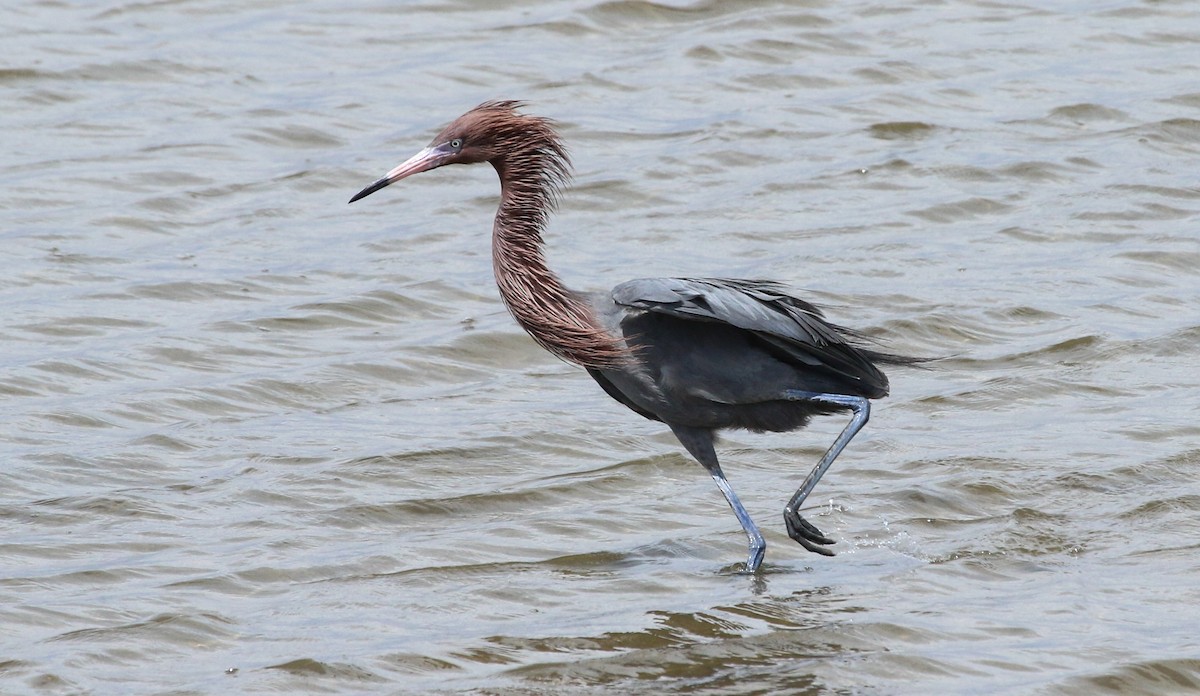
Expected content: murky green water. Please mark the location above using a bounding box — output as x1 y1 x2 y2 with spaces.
4 1 1200 693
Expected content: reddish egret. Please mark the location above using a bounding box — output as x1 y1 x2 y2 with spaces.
349 101 916 572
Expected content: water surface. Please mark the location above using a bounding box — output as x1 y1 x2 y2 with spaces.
3 0 1200 693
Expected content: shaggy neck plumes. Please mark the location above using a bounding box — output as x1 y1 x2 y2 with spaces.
488 136 628 369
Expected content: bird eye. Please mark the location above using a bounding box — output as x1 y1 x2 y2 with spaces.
449 138 463 149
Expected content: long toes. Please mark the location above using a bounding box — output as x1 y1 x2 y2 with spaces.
796 535 837 556
783 508 837 556
799 518 835 545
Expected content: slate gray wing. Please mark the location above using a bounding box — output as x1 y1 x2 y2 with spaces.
610 277 890 396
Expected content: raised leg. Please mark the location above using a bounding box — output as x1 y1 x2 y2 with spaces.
670 424 766 572
780 391 871 556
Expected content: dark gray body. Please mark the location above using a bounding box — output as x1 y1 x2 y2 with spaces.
587 277 890 431
581 277 904 570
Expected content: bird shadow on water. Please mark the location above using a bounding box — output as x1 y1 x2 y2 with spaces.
715 559 830 596
485 576 860 695
552 537 823 596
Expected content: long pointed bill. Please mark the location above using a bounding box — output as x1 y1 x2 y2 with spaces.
348 145 443 204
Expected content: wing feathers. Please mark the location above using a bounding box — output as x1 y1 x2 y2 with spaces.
611 277 888 393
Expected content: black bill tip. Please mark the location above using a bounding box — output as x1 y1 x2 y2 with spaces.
348 176 392 204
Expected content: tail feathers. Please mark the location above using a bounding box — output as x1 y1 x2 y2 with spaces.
863 349 936 367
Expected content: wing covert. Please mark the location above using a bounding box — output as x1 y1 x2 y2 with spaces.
611 277 888 393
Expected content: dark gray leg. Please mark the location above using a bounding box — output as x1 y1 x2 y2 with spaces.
670 424 766 572
780 391 871 556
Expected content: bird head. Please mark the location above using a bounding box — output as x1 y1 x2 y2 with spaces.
348 100 564 204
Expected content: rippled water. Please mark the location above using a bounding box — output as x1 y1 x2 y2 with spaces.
4 0 1200 693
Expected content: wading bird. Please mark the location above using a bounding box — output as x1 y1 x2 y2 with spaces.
349 101 916 572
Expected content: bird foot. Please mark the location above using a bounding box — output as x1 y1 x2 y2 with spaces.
744 541 766 574
784 507 837 556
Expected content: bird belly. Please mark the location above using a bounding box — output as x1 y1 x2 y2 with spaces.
590 336 830 433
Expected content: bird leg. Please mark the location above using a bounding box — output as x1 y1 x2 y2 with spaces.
670 425 766 573
779 391 871 556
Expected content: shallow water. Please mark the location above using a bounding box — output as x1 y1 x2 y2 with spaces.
4 0 1200 693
